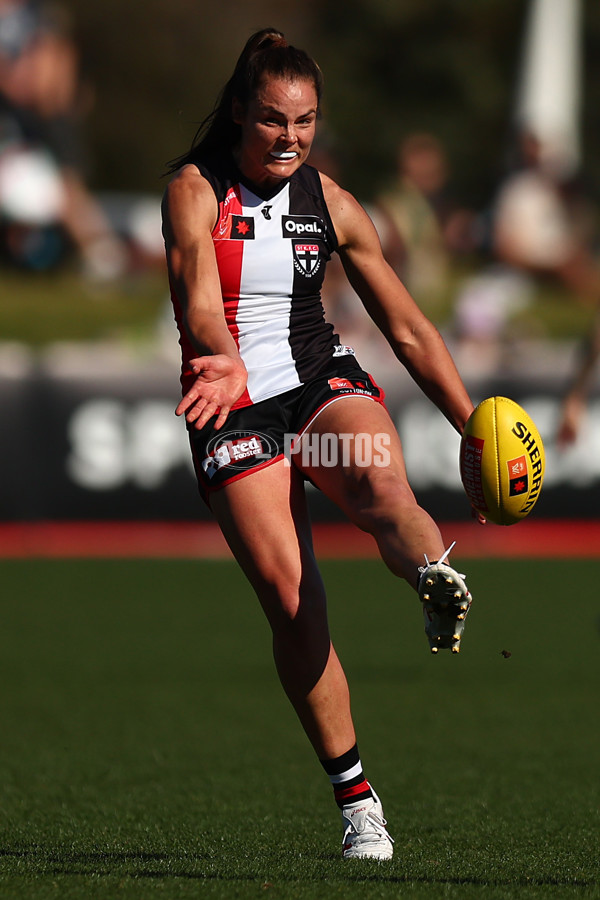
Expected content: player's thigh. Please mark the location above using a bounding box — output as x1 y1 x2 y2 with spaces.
210 458 326 624
296 396 416 516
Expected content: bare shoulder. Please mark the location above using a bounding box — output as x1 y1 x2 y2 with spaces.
162 164 218 234
319 171 364 222
164 163 213 200
319 171 379 249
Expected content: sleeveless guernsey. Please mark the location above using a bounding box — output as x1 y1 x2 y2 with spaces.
170 156 354 409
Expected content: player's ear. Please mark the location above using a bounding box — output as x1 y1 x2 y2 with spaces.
232 97 244 125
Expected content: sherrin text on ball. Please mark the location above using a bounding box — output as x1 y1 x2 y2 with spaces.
460 396 545 526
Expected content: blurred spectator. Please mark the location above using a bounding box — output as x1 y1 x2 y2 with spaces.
0 0 127 279
492 129 600 307
307 135 400 367
452 263 534 374
376 132 476 311
557 304 600 446
453 129 600 374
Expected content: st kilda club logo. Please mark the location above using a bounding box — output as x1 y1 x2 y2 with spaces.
293 243 321 277
283 215 324 277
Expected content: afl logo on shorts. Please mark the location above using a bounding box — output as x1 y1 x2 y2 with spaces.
293 243 321 277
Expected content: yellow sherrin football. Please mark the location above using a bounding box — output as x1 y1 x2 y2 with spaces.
460 396 545 526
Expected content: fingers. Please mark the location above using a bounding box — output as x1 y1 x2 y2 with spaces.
175 395 194 418
193 402 218 430
175 379 205 418
189 356 211 375
175 356 240 429
175 391 229 431
471 505 487 525
188 399 220 430
213 406 231 431
175 380 217 423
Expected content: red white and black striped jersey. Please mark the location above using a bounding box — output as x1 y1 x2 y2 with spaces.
170 155 354 409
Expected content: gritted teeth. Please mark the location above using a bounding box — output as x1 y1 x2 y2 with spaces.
270 151 297 160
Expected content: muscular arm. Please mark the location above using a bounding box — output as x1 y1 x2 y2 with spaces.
321 174 474 434
162 165 247 428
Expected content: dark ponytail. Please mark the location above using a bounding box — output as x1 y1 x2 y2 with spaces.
166 28 323 173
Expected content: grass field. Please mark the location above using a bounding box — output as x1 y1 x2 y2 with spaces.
0 557 598 899
0 270 166 347
0 266 596 348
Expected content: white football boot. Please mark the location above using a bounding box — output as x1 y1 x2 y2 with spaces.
418 542 472 654
341 786 394 860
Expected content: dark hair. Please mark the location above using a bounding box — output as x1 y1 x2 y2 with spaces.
166 28 323 173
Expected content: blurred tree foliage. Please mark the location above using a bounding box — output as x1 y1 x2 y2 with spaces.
60 0 600 212
310 0 525 204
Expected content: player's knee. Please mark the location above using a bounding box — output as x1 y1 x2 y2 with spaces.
348 469 417 533
269 601 330 669
258 564 327 632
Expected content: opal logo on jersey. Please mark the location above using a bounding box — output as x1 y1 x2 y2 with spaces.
201 431 275 479
282 215 324 237
293 243 321 277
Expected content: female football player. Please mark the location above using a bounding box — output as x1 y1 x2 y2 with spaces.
162 28 475 859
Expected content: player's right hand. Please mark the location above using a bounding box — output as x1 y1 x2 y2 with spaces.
176 354 247 431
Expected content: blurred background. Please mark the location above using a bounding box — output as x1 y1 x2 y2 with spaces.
2 0 600 525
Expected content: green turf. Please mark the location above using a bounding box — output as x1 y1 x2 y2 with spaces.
0 270 166 346
0 266 595 348
0 558 598 898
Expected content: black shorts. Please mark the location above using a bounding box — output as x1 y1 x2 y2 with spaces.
188 357 386 504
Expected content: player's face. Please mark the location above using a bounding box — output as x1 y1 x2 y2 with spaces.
233 77 318 189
